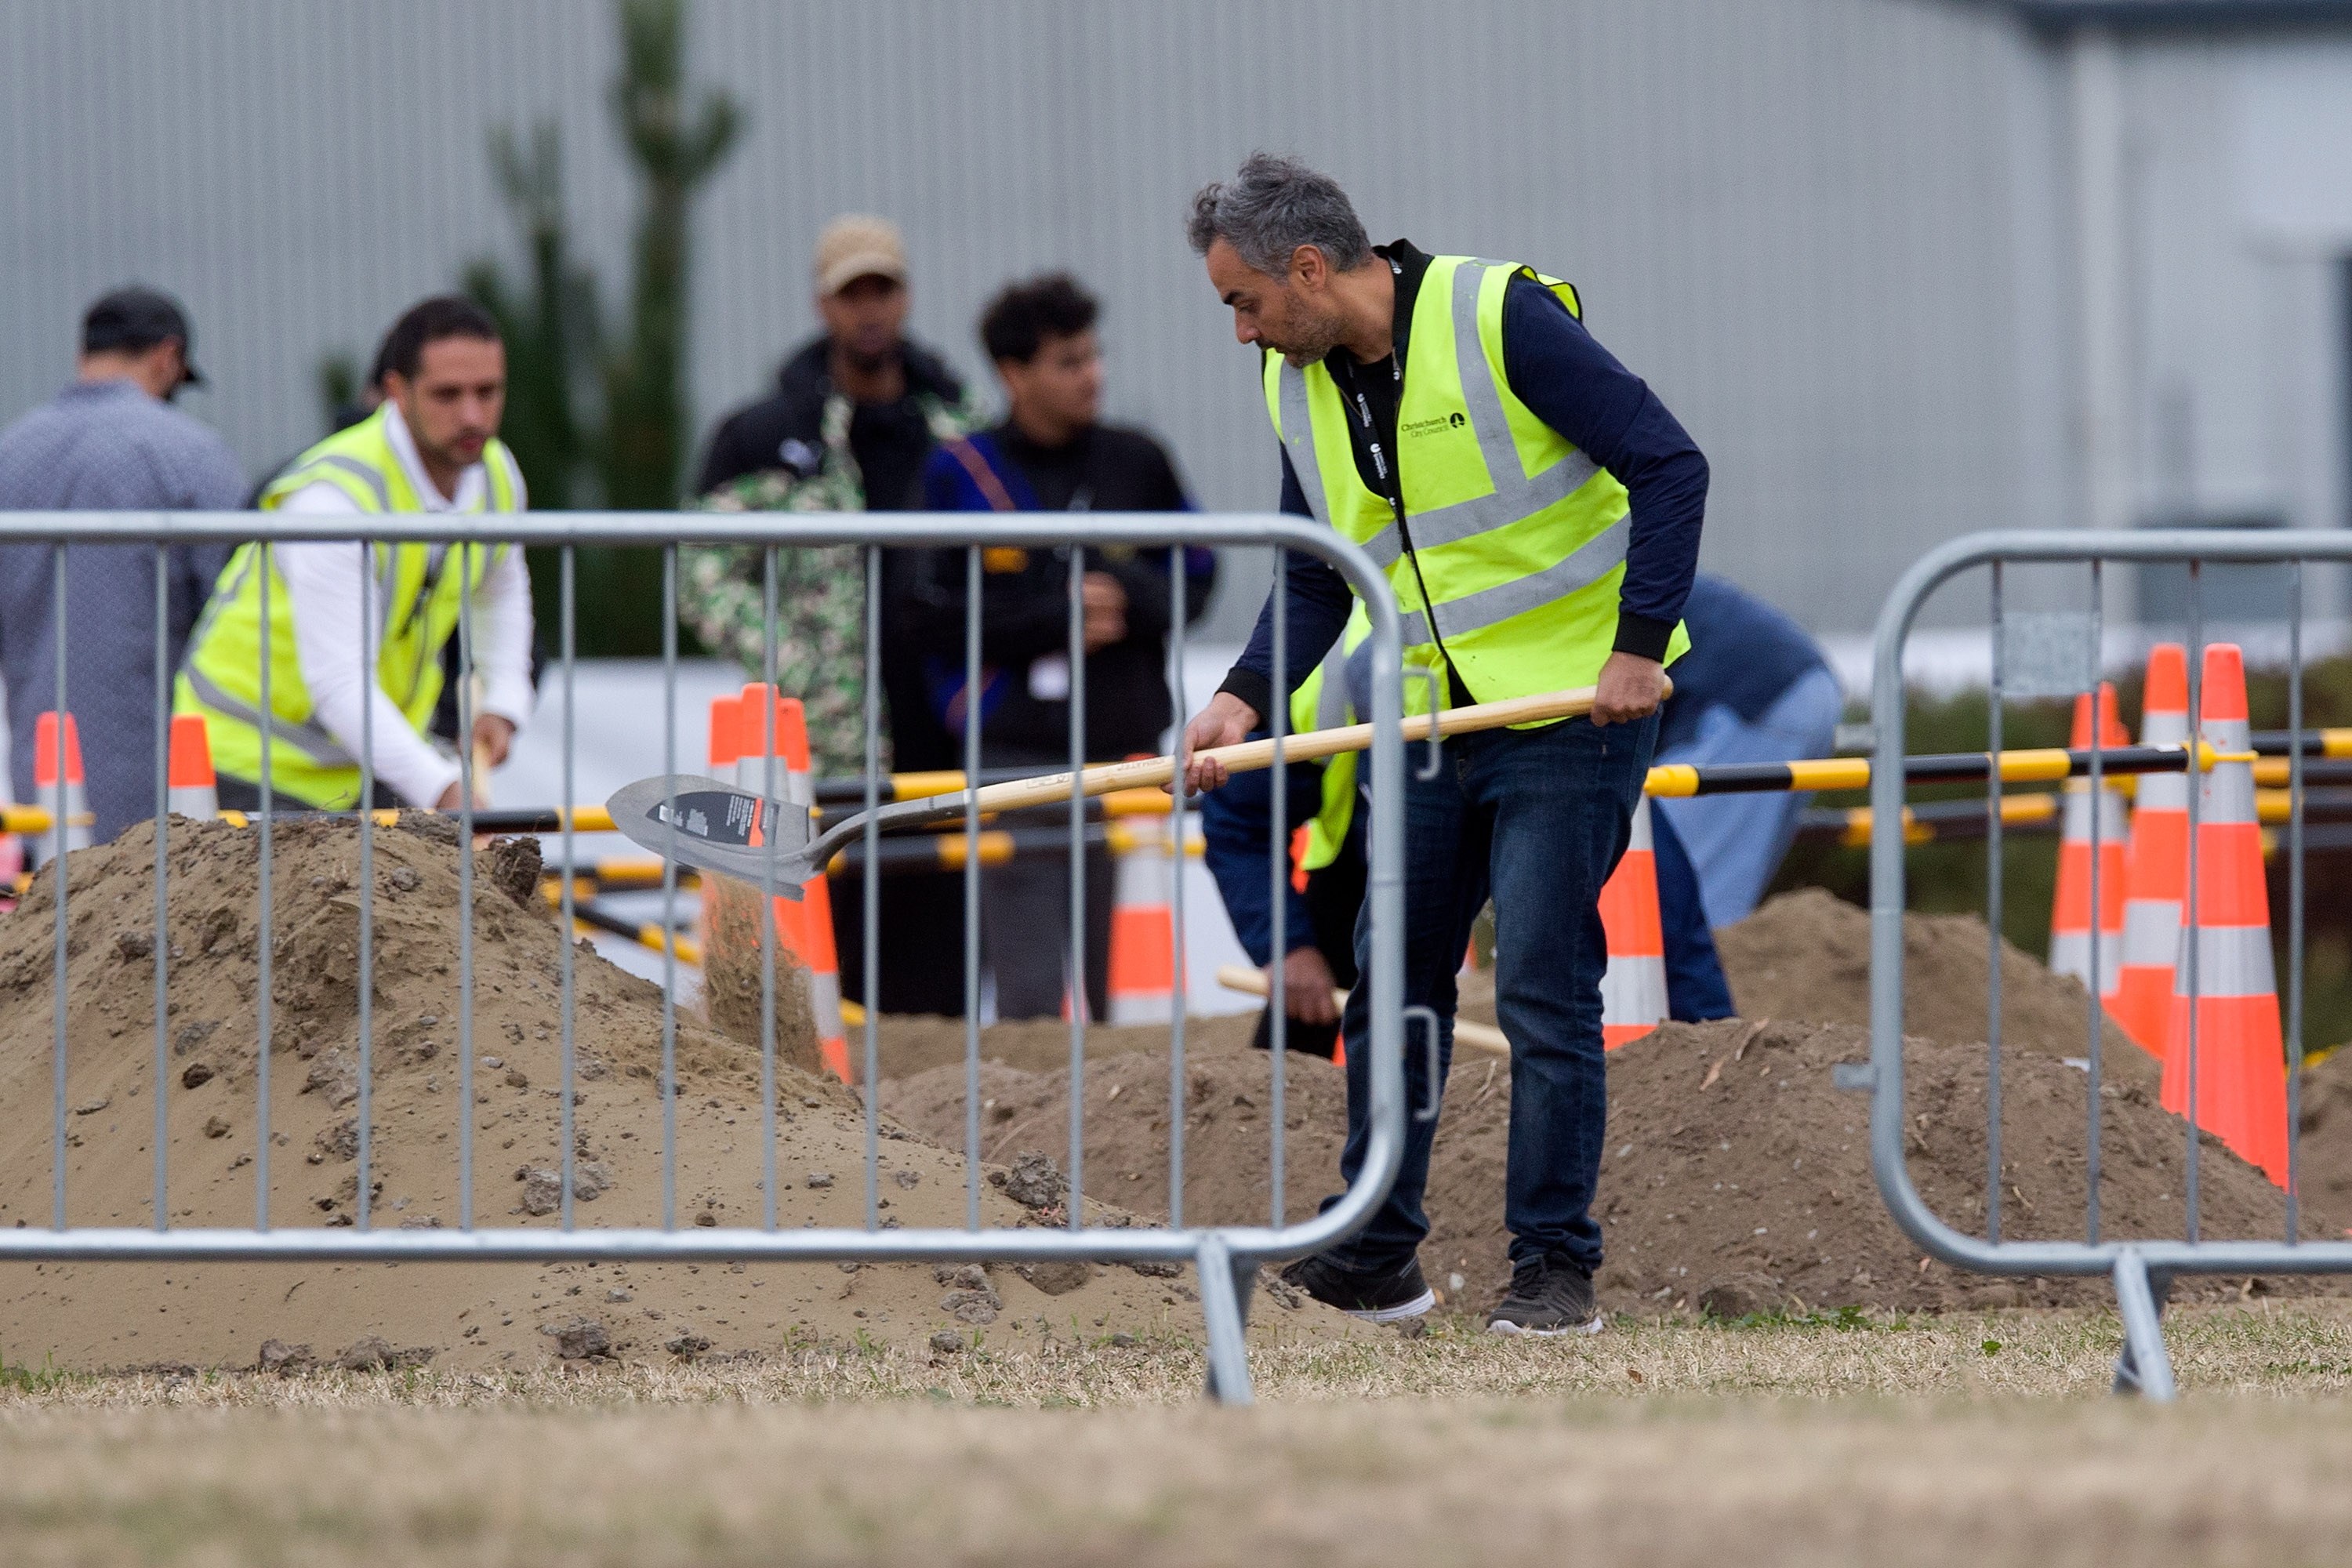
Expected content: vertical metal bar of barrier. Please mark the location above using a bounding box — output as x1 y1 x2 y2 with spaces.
388 545 416 1232
760 548 779 1231
1067 548 1087 1229
358 543 379 1231
438 542 459 1228
964 545 982 1232
654 545 673 1232
2286 561 2306 1243
1167 545 1189 1228
255 543 272 1229
1984 563 2003 1243
659 546 680 1229
559 546 580 1230
2184 561 2202 1240
862 546 882 1232
50 544 66 1232
151 546 169 1230
1269 546 1288 1227
458 544 480 1230
2085 559 2104 1244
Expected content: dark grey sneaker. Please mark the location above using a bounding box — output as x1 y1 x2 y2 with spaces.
1279 1252 1436 1324
1486 1254 1602 1337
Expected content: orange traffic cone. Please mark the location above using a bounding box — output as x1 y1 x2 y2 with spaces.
1598 797 1667 1049
166 714 218 820
2111 645 2190 1054
695 694 746 961
1109 816 1177 1022
735 690 848 1082
2048 684 2129 998
31 710 91 865
707 691 742 783
2158 644 2288 1185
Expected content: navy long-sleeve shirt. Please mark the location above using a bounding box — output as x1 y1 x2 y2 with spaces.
1221 239 1706 720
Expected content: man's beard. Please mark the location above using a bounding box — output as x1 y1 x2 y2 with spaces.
837 339 901 376
1271 307 1348 368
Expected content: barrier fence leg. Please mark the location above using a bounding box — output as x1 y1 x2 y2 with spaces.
1196 1232 1257 1406
2111 1247 2177 1401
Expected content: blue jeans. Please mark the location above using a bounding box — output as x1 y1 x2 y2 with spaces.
1327 710 1658 1276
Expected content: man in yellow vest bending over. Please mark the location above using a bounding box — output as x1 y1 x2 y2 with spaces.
1180 157 1705 1336
179 296 533 811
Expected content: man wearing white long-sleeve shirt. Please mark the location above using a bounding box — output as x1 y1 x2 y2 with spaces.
176 297 532 810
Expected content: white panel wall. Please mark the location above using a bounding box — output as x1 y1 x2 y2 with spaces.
0 0 2344 637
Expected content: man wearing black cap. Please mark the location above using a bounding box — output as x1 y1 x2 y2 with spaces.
0 286 245 841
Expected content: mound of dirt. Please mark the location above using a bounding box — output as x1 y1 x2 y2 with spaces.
0 820 1356 1370
887 1018 2316 1318
869 1011 1258 1080
2287 1051 2352 1221
1712 888 2145 1073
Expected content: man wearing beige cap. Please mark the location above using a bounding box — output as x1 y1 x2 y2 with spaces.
684 213 983 1014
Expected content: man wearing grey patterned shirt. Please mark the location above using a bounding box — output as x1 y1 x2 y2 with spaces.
0 287 245 840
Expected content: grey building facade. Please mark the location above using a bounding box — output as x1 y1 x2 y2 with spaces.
2 0 2347 637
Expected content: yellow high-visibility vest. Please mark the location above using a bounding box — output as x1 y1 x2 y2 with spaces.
175 406 521 808
1287 603 1373 872
1265 254 1687 717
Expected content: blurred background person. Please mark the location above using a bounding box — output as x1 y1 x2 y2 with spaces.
176 296 532 812
913 272 1213 1020
0 287 245 841
1652 572 1841 931
683 213 985 1018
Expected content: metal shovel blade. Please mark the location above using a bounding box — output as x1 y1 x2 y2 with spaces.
603 773 815 898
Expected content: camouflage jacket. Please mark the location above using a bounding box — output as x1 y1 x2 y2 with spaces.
681 379 984 778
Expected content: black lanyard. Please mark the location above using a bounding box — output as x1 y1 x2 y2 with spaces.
1345 350 1472 701
1345 358 1409 532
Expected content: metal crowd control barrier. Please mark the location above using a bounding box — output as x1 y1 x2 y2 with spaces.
1868 528 2352 1402
0 510 1405 1406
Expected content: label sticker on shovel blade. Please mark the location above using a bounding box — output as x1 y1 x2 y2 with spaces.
652 789 760 846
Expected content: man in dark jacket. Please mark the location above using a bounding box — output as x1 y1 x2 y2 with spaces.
913 274 1214 1020
684 214 985 1016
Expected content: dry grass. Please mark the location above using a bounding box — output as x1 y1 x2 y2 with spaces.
7 1305 2352 1565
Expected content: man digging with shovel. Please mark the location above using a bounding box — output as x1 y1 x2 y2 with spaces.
1176 156 1706 1335
600 157 1701 1341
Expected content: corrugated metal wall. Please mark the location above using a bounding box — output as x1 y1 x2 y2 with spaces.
2 0 2326 637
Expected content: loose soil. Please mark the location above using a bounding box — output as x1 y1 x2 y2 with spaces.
1711 886 2146 1076
0 821 1356 1371
868 1011 1258 1080
887 889 2332 1318
2285 1049 2352 1221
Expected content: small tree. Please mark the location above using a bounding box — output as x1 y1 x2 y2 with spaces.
463 122 599 512
460 0 742 653
597 0 741 511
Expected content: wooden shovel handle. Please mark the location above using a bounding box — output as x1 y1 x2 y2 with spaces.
964 681 1659 815
1213 964 1512 1057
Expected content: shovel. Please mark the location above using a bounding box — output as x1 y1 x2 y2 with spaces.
604 681 1653 899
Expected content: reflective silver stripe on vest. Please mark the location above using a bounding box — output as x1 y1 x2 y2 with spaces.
1343 637 1377 726
302 453 394 512
180 662 358 769
1276 360 1330 528
1313 637 1352 731
1399 516 1632 648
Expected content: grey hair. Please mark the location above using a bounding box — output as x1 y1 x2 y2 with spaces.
1185 153 1371 276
